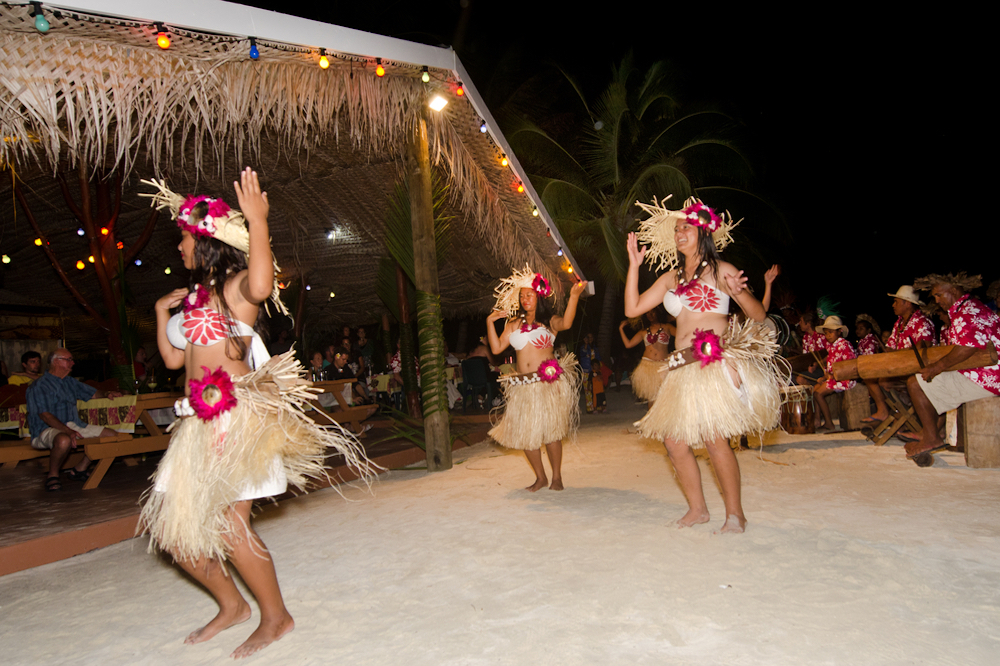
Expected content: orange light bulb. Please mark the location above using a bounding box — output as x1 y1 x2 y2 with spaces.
76 260 85 270
100 227 109 236
375 63 385 77
156 32 170 49
517 184 525 193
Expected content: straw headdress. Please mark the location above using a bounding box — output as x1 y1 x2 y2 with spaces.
913 272 983 293
493 265 552 317
141 179 289 317
635 196 738 273
855 313 881 336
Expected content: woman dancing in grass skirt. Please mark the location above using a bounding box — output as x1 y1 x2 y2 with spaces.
625 197 787 533
140 169 377 658
487 267 586 491
619 307 675 406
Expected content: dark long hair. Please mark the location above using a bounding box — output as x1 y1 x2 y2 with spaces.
675 224 722 286
187 201 266 361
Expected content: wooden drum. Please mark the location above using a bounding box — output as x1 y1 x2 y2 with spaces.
781 385 814 434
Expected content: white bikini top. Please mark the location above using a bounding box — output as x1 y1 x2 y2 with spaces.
167 307 269 369
509 324 555 351
663 279 730 317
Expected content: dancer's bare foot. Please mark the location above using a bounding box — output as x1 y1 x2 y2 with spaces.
549 478 564 491
717 514 747 534
185 601 252 645
526 477 547 492
677 509 710 528
231 614 294 660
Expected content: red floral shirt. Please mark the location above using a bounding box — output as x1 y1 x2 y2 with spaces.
857 333 880 356
802 331 827 353
886 310 936 351
825 337 857 392
942 295 1000 395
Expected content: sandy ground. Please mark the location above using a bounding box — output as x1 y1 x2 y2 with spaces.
2 390 999 665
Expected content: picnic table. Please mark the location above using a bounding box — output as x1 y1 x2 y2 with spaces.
309 379 372 433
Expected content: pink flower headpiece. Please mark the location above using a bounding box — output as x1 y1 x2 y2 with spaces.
532 274 552 298
691 329 724 367
681 202 722 233
177 195 233 239
188 366 238 421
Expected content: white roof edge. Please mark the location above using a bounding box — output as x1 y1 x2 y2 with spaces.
37 0 585 279
44 0 458 68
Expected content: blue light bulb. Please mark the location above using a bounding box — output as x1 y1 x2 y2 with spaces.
34 14 50 33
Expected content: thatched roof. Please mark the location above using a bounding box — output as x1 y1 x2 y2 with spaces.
0 1 583 350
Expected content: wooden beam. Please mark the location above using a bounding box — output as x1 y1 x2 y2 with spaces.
408 115 451 473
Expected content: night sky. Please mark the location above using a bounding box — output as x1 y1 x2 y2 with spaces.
237 1 992 329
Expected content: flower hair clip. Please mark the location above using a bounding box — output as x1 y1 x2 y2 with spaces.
682 202 722 232
532 274 552 298
177 195 232 238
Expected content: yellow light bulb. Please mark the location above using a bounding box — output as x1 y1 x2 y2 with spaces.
34 237 43 246
76 260 85 270
319 55 330 69
156 32 170 49
501 157 508 167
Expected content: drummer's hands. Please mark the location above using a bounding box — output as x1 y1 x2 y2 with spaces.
921 361 944 383
233 167 269 223
626 232 646 267
724 269 748 296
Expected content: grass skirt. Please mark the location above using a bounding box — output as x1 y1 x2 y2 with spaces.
139 352 378 563
489 354 582 451
636 319 788 448
631 357 665 402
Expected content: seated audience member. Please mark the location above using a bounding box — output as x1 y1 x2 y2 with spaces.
267 328 293 356
26 349 122 491
795 310 827 387
855 315 882 356
133 346 150 382
903 273 1000 460
8 351 43 386
329 347 372 404
811 317 857 431
864 286 937 422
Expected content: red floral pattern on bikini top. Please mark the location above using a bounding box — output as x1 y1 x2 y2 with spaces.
530 331 554 349
183 308 229 346
887 310 936 350
943 295 1000 394
646 327 670 345
681 281 721 313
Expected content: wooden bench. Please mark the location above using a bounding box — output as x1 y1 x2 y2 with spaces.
309 379 373 434
958 394 1000 468
1 392 181 488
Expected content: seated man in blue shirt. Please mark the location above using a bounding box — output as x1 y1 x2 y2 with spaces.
26 349 121 491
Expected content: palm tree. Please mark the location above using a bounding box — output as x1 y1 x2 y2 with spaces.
502 54 780 359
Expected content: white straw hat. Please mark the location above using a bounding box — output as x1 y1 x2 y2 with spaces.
816 316 848 335
887 285 923 306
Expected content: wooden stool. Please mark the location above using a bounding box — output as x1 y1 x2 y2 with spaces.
958 395 1000 468
866 388 921 446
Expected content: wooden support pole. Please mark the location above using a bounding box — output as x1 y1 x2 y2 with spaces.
408 115 452 472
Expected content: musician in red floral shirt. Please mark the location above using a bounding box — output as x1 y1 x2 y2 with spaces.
904 273 1000 461
794 311 828 389
863 286 937 424
812 316 857 431
855 315 882 356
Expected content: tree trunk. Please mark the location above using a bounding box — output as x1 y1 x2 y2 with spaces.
408 115 451 472
597 279 619 367
396 264 421 418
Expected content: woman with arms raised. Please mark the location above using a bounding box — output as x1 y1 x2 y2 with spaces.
625 198 786 533
142 169 375 659
487 267 586 491
619 307 675 407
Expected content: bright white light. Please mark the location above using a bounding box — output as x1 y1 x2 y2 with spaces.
428 95 448 112
306 285 311 291
327 230 336 240
77 228 85 236
134 259 142 266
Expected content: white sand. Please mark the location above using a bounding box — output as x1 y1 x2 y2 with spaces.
2 391 999 665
